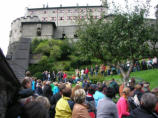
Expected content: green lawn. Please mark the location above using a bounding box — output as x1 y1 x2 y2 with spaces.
68 69 158 89
104 69 158 89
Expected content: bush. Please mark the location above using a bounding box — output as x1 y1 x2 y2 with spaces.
33 72 43 80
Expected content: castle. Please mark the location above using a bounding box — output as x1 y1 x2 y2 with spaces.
7 0 108 78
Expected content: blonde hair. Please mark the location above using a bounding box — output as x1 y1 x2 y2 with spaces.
35 96 50 109
73 89 86 104
123 87 130 96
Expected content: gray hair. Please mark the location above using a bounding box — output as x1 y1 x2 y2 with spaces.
73 89 86 104
141 93 158 111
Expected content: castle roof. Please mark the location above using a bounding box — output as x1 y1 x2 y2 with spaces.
28 5 107 10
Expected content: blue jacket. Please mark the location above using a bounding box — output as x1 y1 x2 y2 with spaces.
93 91 105 108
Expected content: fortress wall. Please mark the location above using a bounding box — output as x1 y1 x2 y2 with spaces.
26 6 108 26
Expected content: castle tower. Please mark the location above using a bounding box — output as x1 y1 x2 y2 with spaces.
100 0 107 7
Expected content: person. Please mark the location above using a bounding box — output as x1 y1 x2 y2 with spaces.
35 96 50 110
93 83 105 108
109 79 119 94
153 56 158 68
53 82 59 95
55 84 73 118
85 67 89 79
95 64 99 76
71 84 82 101
63 72 67 83
133 84 143 105
90 66 94 76
43 81 53 101
21 101 49 118
129 93 158 118
51 71 56 82
117 87 130 118
97 87 118 118
151 88 158 114
86 85 96 118
141 59 147 70
72 89 91 118
35 80 43 95
50 83 65 118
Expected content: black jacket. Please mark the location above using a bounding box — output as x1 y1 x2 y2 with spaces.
129 107 158 118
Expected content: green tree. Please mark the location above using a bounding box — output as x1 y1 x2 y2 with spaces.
77 10 150 84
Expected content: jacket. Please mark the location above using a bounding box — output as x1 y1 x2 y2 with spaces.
93 91 105 108
72 103 91 118
55 96 72 118
117 97 130 118
97 97 118 118
129 107 158 118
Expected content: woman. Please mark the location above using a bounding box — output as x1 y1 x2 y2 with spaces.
117 87 130 118
72 89 91 118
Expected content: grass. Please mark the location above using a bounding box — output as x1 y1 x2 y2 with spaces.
102 69 158 89
68 69 158 89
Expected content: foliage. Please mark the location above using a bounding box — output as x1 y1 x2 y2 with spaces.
33 72 43 80
77 10 151 83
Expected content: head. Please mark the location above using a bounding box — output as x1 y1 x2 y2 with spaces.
73 89 86 104
71 85 82 100
25 71 31 77
35 96 50 110
62 85 72 98
151 88 158 98
135 84 142 91
21 101 49 118
104 87 115 99
22 78 31 89
122 87 130 97
97 84 104 92
88 86 96 95
140 93 158 111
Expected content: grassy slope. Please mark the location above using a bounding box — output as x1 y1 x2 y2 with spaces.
105 69 158 89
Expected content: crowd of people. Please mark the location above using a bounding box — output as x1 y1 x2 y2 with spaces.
41 57 158 83
7 71 158 118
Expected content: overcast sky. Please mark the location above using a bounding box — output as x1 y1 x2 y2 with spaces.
0 0 157 55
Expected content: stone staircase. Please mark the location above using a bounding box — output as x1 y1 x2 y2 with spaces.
6 38 31 79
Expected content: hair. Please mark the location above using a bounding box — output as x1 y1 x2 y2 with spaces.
151 88 158 98
73 89 86 104
25 71 31 77
21 78 30 89
104 87 115 98
123 87 130 96
88 86 96 95
35 96 50 110
98 84 104 92
71 85 82 100
135 84 142 91
21 101 49 118
62 86 72 97
141 93 158 111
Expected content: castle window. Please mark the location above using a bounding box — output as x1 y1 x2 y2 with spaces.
52 17 56 21
60 17 64 20
37 28 41 36
52 10 56 13
44 11 47 14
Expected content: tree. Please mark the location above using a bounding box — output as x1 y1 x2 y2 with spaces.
149 5 158 56
77 10 151 84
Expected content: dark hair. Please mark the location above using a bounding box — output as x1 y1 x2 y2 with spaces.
62 87 72 97
98 84 104 92
21 79 30 89
88 86 95 95
104 87 115 98
21 101 49 118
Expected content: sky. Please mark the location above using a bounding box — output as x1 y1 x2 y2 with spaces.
0 0 157 55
